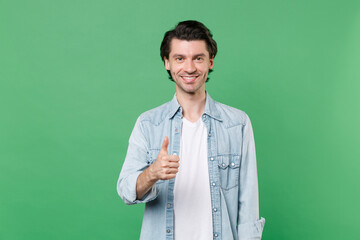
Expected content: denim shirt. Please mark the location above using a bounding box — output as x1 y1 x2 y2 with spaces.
117 92 265 240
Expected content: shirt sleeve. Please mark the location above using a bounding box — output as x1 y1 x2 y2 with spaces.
237 114 265 239
116 116 159 205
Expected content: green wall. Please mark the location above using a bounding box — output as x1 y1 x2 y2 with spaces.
1 0 359 239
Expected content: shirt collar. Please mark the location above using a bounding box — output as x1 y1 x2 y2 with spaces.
167 91 222 122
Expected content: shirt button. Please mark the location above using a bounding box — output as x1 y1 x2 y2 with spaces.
231 162 235 167
175 128 178 132
214 233 218 237
167 203 171 208
202 115 206 119
167 229 171 233
222 163 226 167
213 208 217 212
210 157 214 161
208 133 211 137
212 182 216 186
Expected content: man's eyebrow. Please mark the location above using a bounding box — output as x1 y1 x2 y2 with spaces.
194 53 206 57
172 54 185 58
171 53 207 58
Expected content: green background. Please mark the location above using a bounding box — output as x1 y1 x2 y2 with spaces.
1 0 359 239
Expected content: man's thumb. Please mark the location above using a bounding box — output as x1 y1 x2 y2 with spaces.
161 136 169 154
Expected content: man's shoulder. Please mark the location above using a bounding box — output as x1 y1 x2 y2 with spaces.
137 100 173 126
212 99 250 127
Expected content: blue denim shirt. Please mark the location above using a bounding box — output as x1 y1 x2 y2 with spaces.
117 92 265 240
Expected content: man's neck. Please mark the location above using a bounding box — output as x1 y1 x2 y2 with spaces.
176 90 206 123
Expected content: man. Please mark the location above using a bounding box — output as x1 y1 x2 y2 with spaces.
117 20 265 240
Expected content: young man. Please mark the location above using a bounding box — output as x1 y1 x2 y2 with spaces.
117 20 265 240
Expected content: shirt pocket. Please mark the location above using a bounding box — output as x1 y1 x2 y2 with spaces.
146 149 165 184
217 154 241 190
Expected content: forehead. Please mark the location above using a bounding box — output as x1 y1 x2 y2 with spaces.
169 39 209 56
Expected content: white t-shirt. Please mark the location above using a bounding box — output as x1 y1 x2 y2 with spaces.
174 117 213 240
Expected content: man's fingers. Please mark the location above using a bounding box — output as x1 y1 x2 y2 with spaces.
161 174 177 180
160 160 179 168
161 155 179 162
164 167 179 174
160 136 169 154
167 162 180 168
168 155 180 162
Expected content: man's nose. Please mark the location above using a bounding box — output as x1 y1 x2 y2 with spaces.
183 60 196 73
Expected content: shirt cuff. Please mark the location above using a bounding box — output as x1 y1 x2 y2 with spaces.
238 217 265 239
121 171 159 205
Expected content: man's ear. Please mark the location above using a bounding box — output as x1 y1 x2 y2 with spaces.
164 57 170 70
209 56 214 70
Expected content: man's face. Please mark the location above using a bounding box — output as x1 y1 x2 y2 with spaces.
164 39 214 96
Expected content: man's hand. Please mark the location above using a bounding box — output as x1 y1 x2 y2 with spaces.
149 136 180 180
136 136 179 200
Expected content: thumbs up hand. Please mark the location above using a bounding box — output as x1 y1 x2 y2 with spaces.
149 136 180 180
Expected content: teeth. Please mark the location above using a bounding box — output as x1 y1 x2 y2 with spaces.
183 76 196 79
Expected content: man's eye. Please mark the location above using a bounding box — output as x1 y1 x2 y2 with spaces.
176 57 183 61
196 57 203 61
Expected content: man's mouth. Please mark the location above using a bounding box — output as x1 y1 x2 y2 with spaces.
181 76 198 83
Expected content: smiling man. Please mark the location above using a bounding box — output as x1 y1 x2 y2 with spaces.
117 20 265 240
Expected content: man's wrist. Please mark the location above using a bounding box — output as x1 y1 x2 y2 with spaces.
146 165 159 184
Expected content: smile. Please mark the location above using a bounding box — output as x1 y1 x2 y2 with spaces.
181 76 199 83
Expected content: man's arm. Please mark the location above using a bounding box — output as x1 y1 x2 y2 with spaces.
117 117 151 204
237 114 265 239
117 117 179 204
